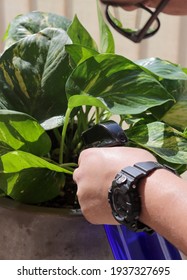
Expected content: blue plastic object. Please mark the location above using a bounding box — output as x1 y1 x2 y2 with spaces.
104 225 181 260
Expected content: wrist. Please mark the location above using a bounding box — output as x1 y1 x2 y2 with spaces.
138 167 178 226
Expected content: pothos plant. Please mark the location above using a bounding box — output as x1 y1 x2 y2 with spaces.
0 4 187 207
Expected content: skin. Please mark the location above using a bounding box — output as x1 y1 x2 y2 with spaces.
100 0 187 15
73 147 187 255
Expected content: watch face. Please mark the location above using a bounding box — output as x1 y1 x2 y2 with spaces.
112 188 130 219
111 186 140 222
108 164 156 233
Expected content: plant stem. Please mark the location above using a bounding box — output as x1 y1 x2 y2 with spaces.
95 107 100 124
53 128 61 144
59 107 72 164
119 116 124 127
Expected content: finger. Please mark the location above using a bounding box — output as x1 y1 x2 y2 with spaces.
73 167 78 183
100 0 149 8
100 0 145 5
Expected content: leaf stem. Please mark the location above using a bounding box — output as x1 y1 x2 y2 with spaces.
95 107 100 124
53 128 61 144
59 107 72 164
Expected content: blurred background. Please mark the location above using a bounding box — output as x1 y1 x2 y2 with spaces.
0 0 187 66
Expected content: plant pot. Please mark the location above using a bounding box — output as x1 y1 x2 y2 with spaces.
0 197 113 260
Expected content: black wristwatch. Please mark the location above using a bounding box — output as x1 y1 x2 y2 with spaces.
108 161 176 234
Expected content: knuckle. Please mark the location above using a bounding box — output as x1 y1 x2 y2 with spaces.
73 168 79 183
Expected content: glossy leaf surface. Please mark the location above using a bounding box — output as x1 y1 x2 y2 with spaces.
126 121 187 166
0 28 72 122
66 54 173 115
65 44 98 66
137 58 187 130
0 110 51 156
0 151 70 203
67 15 98 51
97 0 115 53
4 11 71 48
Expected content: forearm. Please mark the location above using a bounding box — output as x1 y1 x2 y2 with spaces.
139 169 187 254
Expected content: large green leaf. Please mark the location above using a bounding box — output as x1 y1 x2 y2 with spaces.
0 27 72 122
0 150 71 203
137 58 187 81
4 11 71 49
66 14 99 71
137 58 187 130
161 99 187 130
66 54 173 115
0 169 63 203
65 44 98 66
67 15 98 51
126 121 187 166
97 0 115 53
0 110 51 156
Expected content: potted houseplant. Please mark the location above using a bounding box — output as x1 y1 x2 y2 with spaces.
0 3 187 259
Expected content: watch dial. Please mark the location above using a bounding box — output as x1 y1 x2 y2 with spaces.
113 189 129 218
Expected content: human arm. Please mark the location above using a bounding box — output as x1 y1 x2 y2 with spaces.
100 0 187 15
73 147 187 255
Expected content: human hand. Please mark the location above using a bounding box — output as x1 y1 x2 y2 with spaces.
73 147 156 224
100 0 147 7
100 0 187 15
100 0 148 11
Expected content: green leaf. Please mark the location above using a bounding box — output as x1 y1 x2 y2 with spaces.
68 95 107 109
4 11 71 49
0 27 72 122
67 15 98 51
0 151 71 203
0 169 63 203
161 97 187 130
137 58 187 130
137 58 187 80
97 0 115 53
65 44 98 66
66 54 173 115
0 110 51 156
126 121 187 166
0 150 70 173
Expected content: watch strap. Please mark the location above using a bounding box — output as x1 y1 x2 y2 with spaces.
134 161 177 175
121 161 176 181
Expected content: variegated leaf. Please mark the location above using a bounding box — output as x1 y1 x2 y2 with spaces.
126 121 187 166
4 11 71 49
67 15 98 51
137 58 187 130
0 28 72 122
66 54 173 115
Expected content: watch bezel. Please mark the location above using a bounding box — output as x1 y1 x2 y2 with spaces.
108 161 176 233
108 172 142 230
